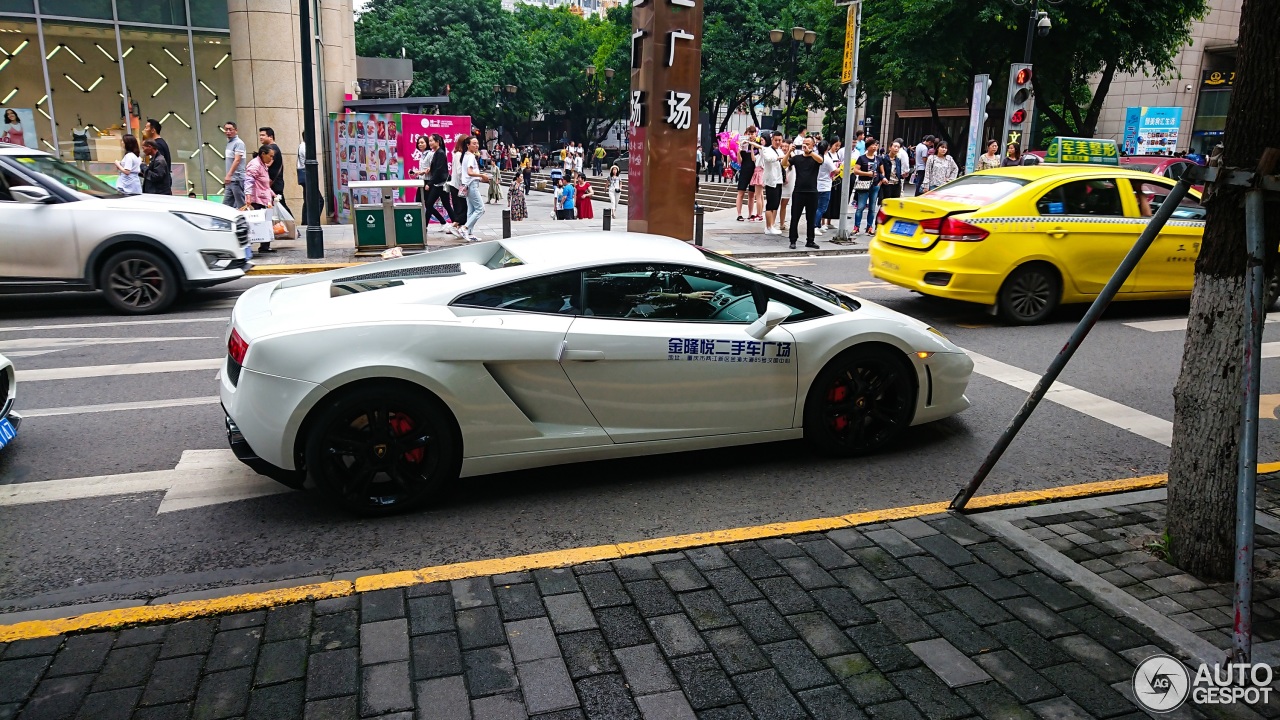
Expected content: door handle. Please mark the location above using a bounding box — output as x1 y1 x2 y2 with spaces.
562 350 605 362
1050 226 1067 238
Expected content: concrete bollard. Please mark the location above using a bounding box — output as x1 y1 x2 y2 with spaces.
603 208 611 232
502 209 511 239
694 204 705 247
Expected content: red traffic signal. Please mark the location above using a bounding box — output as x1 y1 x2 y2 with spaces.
1010 109 1027 125
1015 67 1033 85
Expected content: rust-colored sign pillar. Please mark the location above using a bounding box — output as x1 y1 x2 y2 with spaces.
627 0 703 240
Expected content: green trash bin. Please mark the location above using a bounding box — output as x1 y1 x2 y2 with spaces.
393 204 426 248
354 205 387 250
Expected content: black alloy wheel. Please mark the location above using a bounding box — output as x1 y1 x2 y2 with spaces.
100 249 178 314
1266 272 1278 312
998 263 1061 325
804 346 915 456
305 385 459 516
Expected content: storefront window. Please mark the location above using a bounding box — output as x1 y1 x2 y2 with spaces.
0 0 36 14
41 21 128 172
191 30 234 198
0 18 57 153
37 0 112 21
190 0 229 30
119 25 199 194
116 0 186 27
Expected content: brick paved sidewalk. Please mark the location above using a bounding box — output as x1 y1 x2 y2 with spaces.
3 504 1276 720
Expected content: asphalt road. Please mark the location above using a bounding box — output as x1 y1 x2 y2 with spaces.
1 256 1277 615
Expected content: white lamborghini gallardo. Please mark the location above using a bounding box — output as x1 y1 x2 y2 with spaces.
221 233 973 515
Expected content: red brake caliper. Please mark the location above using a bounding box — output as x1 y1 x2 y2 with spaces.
828 385 849 431
389 413 425 463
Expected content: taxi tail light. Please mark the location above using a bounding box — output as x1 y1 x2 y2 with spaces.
876 209 888 227
938 217 989 242
228 328 249 365
919 217 943 234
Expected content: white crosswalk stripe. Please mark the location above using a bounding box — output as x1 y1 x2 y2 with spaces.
1125 312 1279 333
16 358 223 382
0 317 228 333
0 336 215 358
21 396 220 418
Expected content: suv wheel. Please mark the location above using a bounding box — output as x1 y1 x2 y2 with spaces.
100 249 178 314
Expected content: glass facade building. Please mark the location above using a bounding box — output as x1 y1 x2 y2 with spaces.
1 0 240 198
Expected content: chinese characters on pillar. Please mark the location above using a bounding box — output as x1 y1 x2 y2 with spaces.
630 1 698 131
630 91 648 128
665 91 692 129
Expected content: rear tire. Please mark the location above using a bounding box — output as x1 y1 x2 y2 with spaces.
304 384 460 516
998 263 1061 325
100 249 179 314
804 346 916 457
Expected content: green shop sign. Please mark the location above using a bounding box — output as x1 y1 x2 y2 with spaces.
1044 137 1120 165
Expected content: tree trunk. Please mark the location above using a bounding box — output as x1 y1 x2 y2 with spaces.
1167 0 1280 580
918 87 950 144
1081 59 1117 137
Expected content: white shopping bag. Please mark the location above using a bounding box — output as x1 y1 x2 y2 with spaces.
243 209 273 243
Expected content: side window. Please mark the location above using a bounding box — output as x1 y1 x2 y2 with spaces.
1165 163 1186 181
452 271 582 315
583 263 763 322
1132 180 1205 220
0 168 23 202
1035 179 1124 217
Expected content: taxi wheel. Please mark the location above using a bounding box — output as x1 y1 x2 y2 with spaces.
1266 272 1278 312
100 249 179 315
998 264 1061 325
304 384 460 516
804 345 916 457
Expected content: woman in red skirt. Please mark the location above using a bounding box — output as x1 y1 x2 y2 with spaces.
573 172 594 220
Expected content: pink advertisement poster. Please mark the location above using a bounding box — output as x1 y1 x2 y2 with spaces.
397 114 472 203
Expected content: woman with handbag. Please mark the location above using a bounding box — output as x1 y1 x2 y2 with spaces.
574 172 594 220
607 165 622 217
241 144 277 252
418 134 452 230
459 136 490 242
852 139 880 235
114 135 142 196
508 167 527 221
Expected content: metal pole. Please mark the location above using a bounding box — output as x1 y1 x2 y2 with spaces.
603 207 611 231
694 204 704 246
300 0 324 258
32 0 59 157
835 2 861 243
1022 0 1037 64
951 176 1194 510
502 208 512 239
786 42 797 134
1232 187 1267 663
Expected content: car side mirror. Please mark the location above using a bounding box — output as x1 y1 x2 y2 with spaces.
747 300 792 339
10 185 54 204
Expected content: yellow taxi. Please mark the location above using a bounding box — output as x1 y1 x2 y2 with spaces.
869 163 1208 324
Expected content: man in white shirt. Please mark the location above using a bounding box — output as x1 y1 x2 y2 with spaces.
913 135 935 195
758 132 785 235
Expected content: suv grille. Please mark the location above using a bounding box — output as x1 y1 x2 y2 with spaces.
235 215 249 246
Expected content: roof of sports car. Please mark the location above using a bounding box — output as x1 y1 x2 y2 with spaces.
498 232 707 267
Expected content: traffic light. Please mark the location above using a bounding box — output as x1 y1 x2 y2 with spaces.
1002 63 1034 152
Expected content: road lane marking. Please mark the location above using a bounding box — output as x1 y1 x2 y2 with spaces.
1125 312 1280 333
0 449 290 511
963 349 1174 446
16 358 223 382
20 396 221 418
1266 341 1280 359
0 317 228 333
0 336 215 358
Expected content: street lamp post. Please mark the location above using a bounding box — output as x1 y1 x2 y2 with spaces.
769 26 816 135
1014 0 1055 64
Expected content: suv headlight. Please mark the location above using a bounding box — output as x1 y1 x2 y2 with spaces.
172 211 234 232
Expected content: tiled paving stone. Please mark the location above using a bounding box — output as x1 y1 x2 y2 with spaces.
578 571 631 609
726 543 787 580
411 631 462 680
310 610 358 652
626 579 683 618
573 673 641 720
759 538 808 560
757 576 818 615
46 633 114 677
654 559 710 592
264 604 312 643
703 626 771 676
495 583 547 621
832 567 896 604
678 590 737 632
544 593 598 634
668 653 739 710
731 669 808 720
595 605 654 649
886 667 974 720
866 600 937 644
704 566 765 605
408 594 455 636
307 647 359 699
846 548 913 581
612 556 658 582
534 568 582 597
361 588 407 623
882 577 950 616
811 587 878 628
684 546 734 572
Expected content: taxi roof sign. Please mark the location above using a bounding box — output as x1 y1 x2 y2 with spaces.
1044 136 1119 166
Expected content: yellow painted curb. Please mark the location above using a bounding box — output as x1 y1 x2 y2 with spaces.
4 467 1272 641
246 263 362 275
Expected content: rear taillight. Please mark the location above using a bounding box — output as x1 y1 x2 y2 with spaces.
228 329 248 365
920 217 943 234
876 209 887 226
938 217 989 242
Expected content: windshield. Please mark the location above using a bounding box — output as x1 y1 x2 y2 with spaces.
925 174 1029 205
697 248 851 311
12 154 119 198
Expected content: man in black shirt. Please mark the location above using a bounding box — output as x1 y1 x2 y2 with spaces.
258 126 289 214
143 119 171 194
785 135 823 249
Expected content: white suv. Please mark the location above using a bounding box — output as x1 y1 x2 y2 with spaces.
0 143 249 313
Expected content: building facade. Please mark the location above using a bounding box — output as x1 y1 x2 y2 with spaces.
0 0 356 210
1091 0 1239 154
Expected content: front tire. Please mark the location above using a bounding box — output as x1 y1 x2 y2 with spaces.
804 346 916 456
998 263 1061 325
304 384 460 516
100 249 179 314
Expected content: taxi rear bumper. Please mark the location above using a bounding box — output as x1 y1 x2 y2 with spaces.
868 237 1004 305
